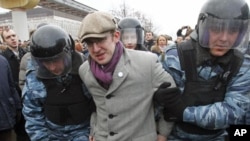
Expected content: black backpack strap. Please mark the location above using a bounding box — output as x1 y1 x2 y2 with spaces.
177 40 197 81
177 40 243 85
222 50 243 85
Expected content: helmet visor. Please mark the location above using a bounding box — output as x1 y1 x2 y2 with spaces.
120 28 144 45
32 51 72 79
121 28 138 44
198 15 250 51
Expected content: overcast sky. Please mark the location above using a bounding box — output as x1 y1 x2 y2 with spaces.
77 0 250 39
1 0 250 39
78 0 207 38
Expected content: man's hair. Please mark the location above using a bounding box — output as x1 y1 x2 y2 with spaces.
146 31 154 36
0 28 10 41
29 29 36 38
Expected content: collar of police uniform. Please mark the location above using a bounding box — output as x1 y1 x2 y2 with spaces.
195 45 234 67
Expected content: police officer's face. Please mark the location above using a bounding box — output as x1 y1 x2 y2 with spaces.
208 28 239 57
85 31 120 65
121 31 137 50
42 58 65 75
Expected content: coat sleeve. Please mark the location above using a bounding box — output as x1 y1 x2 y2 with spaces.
90 112 97 136
184 62 250 129
156 112 174 136
22 70 49 141
162 48 250 129
151 53 176 137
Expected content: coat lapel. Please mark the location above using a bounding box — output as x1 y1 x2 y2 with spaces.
106 52 129 95
85 67 107 96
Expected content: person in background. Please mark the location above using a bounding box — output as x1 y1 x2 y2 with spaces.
175 36 184 45
75 39 87 59
151 35 169 62
165 34 175 46
78 11 176 141
144 31 155 51
22 24 95 140
118 17 148 51
20 40 30 52
19 23 48 91
1 28 27 98
1 28 29 141
151 35 169 56
82 42 89 57
176 25 192 39
18 39 22 47
0 55 22 141
154 0 250 140
184 28 194 41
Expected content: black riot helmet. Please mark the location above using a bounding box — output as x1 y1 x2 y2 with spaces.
118 17 145 45
30 24 74 79
196 0 250 51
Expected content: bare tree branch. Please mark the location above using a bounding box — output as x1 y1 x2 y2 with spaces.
109 1 158 33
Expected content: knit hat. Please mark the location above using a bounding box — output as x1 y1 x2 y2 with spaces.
78 11 117 42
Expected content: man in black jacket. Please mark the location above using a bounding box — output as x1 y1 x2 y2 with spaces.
144 31 155 51
1 28 29 141
0 55 22 141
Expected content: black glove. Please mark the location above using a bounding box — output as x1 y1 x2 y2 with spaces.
162 109 179 122
153 82 186 121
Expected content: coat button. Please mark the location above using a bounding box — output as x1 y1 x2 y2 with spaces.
106 95 113 99
108 114 114 119
118 72 123 77
108 114 117 119
110 131 116 136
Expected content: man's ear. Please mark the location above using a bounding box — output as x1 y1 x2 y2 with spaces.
113 31 120 42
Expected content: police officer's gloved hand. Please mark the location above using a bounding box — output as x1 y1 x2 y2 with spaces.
162 110 179 122
153 82 186 121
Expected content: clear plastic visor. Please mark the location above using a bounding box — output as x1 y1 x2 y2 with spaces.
198 16 250 51
32 51 72 79
120 28 144 45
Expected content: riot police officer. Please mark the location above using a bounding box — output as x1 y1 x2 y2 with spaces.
22 24 95 141
154 0 250 140
118 17 148 51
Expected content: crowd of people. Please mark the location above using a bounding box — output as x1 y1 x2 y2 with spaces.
0 0 250 141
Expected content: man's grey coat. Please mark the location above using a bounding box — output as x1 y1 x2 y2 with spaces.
79 48 176 141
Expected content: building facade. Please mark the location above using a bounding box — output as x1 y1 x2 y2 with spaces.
0 7 86 41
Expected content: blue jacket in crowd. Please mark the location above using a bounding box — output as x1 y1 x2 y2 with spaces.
0 55 22 131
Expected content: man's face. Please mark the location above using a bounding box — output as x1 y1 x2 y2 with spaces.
2 29 19 49
85 31 120 65
145 32 153 41
208 28 239 57
176 36 183 44
42 58 65 76
121 31 137 49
